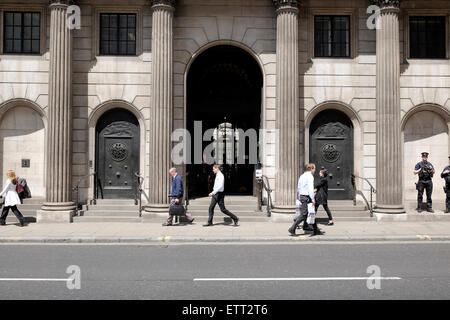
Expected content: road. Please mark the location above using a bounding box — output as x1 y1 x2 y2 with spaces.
0 242 448 299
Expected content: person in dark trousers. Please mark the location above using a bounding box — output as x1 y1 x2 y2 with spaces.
440 156 450 213
0 170 25 227
414 152 435 213
289 163 323 236
163 168 194 226
204 164 239 227
314 167 334 225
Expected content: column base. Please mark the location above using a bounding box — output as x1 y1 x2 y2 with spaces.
272 205 295 215
37 202 76 223
37 210 74 223
144 203 170 215
373 204 405 214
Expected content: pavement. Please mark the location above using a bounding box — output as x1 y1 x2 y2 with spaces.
1 219 450 243
0 243 449 299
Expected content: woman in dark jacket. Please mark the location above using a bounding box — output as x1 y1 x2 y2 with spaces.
314 168 334 225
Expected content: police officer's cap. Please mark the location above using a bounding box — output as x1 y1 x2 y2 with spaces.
421 152 429 157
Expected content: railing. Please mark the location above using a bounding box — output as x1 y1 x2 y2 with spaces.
257 174 274 217
72 172 97 216
134 172 144 217
351 174 376 217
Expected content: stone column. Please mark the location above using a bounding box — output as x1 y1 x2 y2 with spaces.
145 0 175 213
37 0 76 223
372 0 405 214
272 0 300 214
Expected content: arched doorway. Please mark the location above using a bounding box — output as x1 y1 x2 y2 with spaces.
95 108 140 199
0 106 45 197
186 45 263 197
403 110 449 202
309 109 354 200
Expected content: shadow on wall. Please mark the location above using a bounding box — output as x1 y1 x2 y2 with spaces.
0 106 45 198
403 110 449 201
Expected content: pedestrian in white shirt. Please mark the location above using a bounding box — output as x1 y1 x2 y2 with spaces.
204 164 239 227
0 170 25 226
288 163 322 236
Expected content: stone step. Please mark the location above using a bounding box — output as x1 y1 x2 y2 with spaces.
73 216 142 223
21 198 45 205
17 204 42 210
92 199 137 206
78 210 140 217
82 205 138 212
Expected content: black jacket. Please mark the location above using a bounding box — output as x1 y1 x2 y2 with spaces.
314 177 329 205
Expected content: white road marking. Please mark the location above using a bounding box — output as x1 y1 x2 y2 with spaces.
194 277 402 281
0 278 69 282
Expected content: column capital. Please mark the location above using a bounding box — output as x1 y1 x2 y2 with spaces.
49 0 76 6
150 0 176 9
370 0 400 10
273 0 300 13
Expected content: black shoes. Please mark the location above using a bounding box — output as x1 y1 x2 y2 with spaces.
312 229 324 236
288 227 296 236
203 223 213 227
445 209 449 214
233 218 239 226
427 208 434 213
303 225 313 231
162 222 172 226
417 207 422 213
327 221 334 226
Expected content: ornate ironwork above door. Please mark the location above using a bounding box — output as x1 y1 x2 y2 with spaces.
314 122 348 139
102 121 134 137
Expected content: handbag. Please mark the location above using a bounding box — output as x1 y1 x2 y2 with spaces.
16 184 24 194
306 203 316 224
169 203 186 216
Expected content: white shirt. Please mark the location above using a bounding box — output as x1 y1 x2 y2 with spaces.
212 170 225 195
0 179 21 207
297 171 315 202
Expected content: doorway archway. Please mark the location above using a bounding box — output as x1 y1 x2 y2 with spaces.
309 109 354 200
95 108 140 199
186 45 263 197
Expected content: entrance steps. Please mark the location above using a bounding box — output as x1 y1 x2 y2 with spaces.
72 197 373 223
74 199 140 223
4 198 45 223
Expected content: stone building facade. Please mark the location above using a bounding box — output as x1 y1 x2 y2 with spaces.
0 0 449 221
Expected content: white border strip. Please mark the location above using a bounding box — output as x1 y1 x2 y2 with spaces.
0 278 69 282
194 277 402 281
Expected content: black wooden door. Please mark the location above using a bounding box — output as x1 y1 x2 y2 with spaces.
310 110 353 200
96 110 139 199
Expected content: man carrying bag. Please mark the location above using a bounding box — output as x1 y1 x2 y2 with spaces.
162 168 194 226
288 163 322 236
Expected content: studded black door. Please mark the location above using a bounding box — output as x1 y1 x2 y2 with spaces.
310 110 353 200
96 109 139 199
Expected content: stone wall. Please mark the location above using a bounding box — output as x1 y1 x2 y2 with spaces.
0 0 448 207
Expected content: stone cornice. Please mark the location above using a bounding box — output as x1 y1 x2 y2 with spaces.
150 0 176 8
370 0 400 9
49 0 76 5
273 0 300 10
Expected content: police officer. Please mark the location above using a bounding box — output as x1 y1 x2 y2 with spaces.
440 156 450 213
414 152 435 213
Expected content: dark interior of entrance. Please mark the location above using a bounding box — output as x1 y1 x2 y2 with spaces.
187 45 263 198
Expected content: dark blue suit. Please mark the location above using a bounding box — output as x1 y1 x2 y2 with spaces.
166 174 193 224
171 174 183 200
